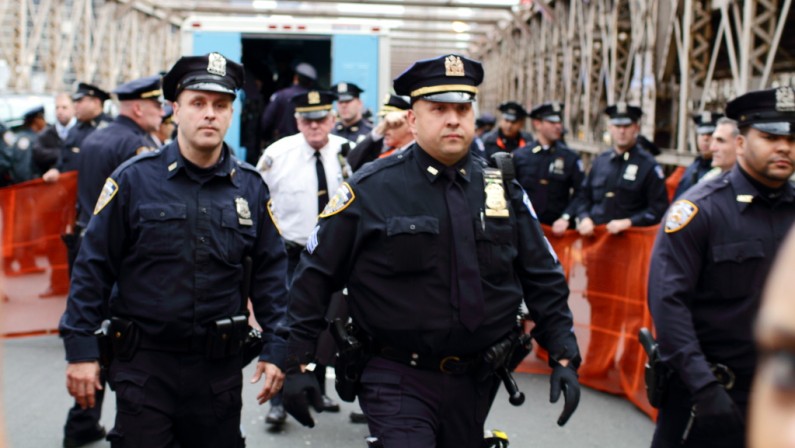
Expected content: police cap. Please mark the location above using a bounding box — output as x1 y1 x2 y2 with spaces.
72 83 110 103
498 101 528 122
475 112 496 128
295 62 317 81
725 87 795 136
113 75 163 102
162 52 244 102
692 111 724 135
22 105 45 123
379 94 411 116
333 82 364 102
530 101 564 123
291 90 336 120
393 54 483 104
605 102 643 125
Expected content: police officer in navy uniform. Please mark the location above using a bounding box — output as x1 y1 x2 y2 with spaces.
513 101 584 235
75 75 162 235
470 112 496 155
61 79 157 442
481 101 532 165
281 54 581 447
331 82 373 144
3 105 46 185
59 52 288 448
674 111 724 198
260 62 316 146
648 87 795 448
347 94 411 172
576 103 669 236
42 83 112 183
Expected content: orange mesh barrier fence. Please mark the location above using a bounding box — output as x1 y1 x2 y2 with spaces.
665 166 686 202
1 173 76 337
517 225 659 419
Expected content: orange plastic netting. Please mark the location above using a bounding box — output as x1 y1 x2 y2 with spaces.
518 224 659 419
1 173 76 336
0 178 658 418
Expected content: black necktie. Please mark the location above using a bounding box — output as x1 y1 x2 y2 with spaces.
315 151 329 214
443 167 485 332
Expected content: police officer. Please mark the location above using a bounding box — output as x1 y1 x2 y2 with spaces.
3 105 46 185
331 82 373 144
648 87 795 447
42 83 112 183
482 101 532 164
59 52 288 448
347 94 411 172
470 112 496 154
674 111 724 198
281 54 581 447
260 62 316 145
152 103 175 147
256 90 351 424
75 75 161 234
513 101 584 235
576 103 668 236
702 117 740 182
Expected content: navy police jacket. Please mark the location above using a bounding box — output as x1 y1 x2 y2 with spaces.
481 129 533 166
513 140 584 225
59 142 289 366
649 166 795 396
286 144 579 365
576 144 669 226
76 115 157 226
332 118 373 144
58 112 113 172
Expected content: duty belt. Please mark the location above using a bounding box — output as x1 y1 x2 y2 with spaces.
138 332 207 354
283 240 304 259
376 345 481 375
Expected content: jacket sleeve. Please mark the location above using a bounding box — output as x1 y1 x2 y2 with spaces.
510 181 580 366
629 162 669 226
648 207 716 394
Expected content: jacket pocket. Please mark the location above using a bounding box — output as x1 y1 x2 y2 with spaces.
385 216 439 273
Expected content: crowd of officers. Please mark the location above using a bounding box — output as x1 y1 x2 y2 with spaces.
0 49 791 448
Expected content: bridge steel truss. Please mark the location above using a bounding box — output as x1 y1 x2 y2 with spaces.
473 0 794 164
0 0 181 94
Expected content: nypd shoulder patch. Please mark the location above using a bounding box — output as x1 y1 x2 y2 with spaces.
93 178 119 215
664 200 698 233
319 183 355 218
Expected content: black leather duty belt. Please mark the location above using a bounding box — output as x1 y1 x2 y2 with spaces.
376 345 481 375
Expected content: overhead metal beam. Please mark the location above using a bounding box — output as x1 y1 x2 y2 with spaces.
392 26 489 35
245 0 514 11
163 2 510 25
391 35 476 43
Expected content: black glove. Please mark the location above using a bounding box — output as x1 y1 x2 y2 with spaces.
550 364 580 426
692 383 744 431
282 371 324 428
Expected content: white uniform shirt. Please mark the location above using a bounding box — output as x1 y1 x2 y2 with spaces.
257 133 352 245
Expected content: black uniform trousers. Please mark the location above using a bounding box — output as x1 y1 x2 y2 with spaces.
106 349 243 448
651 378 748 448
359 357 496 448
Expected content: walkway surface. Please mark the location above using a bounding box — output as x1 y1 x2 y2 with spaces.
3 335 654 447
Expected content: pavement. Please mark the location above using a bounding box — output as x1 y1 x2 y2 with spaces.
2 335 654 447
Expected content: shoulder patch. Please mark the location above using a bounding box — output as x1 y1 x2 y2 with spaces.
664 200 698 233
319 183 355 218
16 137 30 150
93 178 119 215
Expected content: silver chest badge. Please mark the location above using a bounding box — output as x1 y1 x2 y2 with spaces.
235 197 253 226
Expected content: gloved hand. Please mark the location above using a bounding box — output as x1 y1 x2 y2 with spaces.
550 364 580 426
692 383 744 431
282 371 324 428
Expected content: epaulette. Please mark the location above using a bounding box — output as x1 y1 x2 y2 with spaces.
115 147 160 174
353 149 408 183
234 157 261 175
680 170 731 202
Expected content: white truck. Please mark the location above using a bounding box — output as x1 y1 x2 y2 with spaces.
181 15 391 162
